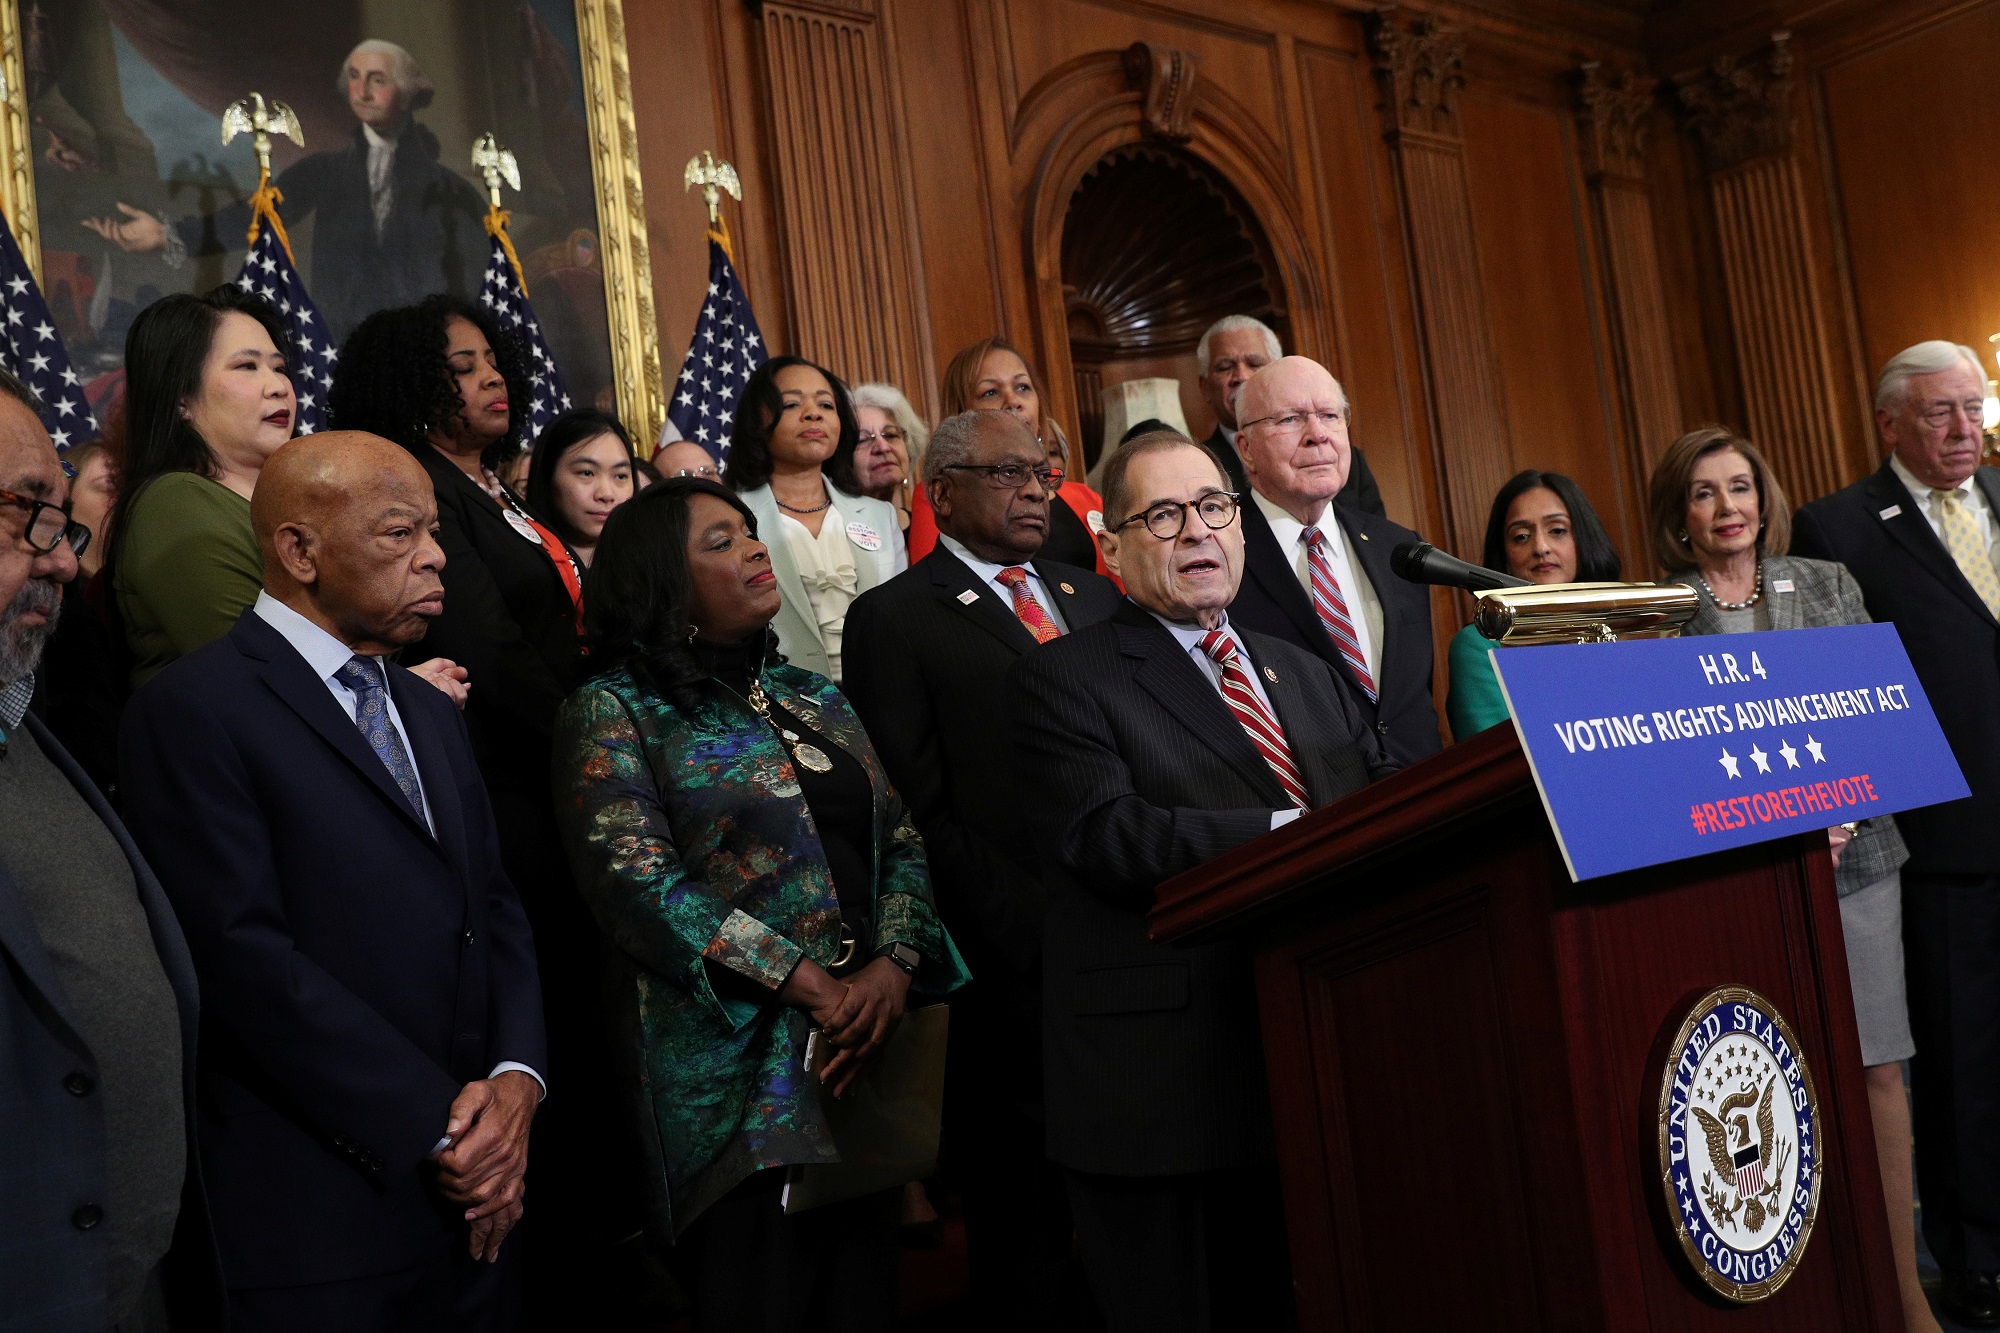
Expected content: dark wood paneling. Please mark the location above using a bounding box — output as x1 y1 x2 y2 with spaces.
1818 4 2000 391
1460 91 1632 563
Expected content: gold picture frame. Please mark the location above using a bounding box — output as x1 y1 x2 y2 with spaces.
0 0 663 449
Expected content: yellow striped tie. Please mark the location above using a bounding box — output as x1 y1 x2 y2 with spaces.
1932 488 2000 616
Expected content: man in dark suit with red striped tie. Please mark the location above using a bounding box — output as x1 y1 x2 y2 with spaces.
1224 356 1442 765
844 410 1122 1329
1006 428 1395 1333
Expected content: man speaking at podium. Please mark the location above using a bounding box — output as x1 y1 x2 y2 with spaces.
1007 429 1394 1333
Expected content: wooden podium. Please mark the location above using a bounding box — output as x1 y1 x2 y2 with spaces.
1151 723 1902 1330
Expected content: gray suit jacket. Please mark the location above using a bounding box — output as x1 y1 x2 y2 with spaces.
1677 554 1909 893
737 484 906 681
0 713 214 1330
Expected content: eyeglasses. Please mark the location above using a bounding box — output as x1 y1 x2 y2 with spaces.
856 428 904 447
673 465 718 479
0 486 89 557
1239 409 1347 436
941 463 1064 490
1111 491 1240 541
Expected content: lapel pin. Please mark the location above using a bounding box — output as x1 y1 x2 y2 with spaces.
1878 504 1902 520
1060 582 1075 594
1264 666 1279 682
956 589 981 605
1358 532 1370 541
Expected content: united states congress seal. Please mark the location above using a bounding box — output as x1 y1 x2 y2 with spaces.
1656 984 1822 1302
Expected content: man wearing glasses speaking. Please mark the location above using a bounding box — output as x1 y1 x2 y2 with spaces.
1006 425 1395 1333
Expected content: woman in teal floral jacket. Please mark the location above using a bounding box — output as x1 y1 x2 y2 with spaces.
552 476 967 1328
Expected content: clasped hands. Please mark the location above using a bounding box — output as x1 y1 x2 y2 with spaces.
431 1070 540 1261
780 956 911 1098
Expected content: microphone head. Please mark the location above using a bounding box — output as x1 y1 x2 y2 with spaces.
1389 540 1434 582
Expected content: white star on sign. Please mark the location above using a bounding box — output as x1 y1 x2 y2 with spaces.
1748 744 1771 775
1778 739 1799 769
1804 734 1825 763
1719 748 1741 779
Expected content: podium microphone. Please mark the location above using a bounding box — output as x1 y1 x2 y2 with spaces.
1389 541 1531 593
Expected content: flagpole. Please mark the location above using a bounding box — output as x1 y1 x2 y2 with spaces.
473 133 530 296
222 92 304 263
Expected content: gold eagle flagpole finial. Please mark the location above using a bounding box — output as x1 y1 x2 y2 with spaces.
221 91 304 260
472 132 530 294
683 149 741 258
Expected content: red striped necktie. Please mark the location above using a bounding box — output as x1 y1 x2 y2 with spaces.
1303 527 1376 700
995 566 1060 644
1198 629 1310 810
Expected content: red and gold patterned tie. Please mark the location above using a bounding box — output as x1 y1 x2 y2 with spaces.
995 566 1060 645
1198 630 1309 810
1304 527 1376 700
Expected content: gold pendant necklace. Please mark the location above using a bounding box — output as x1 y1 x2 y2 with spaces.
748 678 835 772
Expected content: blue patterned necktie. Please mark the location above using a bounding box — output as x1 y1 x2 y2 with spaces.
334 656 425 822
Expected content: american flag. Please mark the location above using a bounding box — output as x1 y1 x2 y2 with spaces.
0 210 95 456
478 237 570 442
668 233 765 458
234 225 333 433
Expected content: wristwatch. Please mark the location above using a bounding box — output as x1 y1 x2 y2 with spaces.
875 942 921 975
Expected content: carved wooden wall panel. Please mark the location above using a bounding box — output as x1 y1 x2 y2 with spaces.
1680 33 1851 504
1460 92 1632 562
758 0 935 406
1372 15 1515 559
1576 63 1683 495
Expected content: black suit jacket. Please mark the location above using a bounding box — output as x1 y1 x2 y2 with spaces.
118 611 545 1289
1203 425 1384 518
1792 461 2000 874
1007 601 1392 1175
843 547 1124 979
406 446 584 800
0 712 218 1330
1226 493 1442 767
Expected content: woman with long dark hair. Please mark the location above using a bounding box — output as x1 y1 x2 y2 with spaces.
110 285 295 688
524 408 638 569
330 296 633 1322
1445 469 1622 738
724 355 905 684
553 477 966 1329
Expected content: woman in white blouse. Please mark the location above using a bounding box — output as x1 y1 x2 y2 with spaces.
724 355 906 683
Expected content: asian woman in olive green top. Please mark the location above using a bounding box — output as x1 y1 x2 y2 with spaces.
110 286 298 690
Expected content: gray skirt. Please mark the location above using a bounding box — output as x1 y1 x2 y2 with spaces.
1841 870 1916 1067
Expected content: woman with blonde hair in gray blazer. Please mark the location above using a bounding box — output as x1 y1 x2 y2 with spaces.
1650 424 1938 1333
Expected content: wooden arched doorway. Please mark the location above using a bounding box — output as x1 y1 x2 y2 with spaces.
1061 144 1290 467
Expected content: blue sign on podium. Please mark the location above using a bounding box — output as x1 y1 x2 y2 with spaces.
1489 623 1969 882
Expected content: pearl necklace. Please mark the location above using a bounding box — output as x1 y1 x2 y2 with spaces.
1698 560 1763 610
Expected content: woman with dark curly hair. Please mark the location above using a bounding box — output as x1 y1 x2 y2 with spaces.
552 477 966 1329
329 295 638 1322
724 355 904 684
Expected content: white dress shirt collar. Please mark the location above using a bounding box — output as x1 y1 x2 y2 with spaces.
255 591 365 682
1890 450 1997 548
939 532 1068 634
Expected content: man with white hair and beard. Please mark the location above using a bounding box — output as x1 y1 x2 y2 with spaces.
86 39 488 343
1794 340 2000 1328
0 367 212 1330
